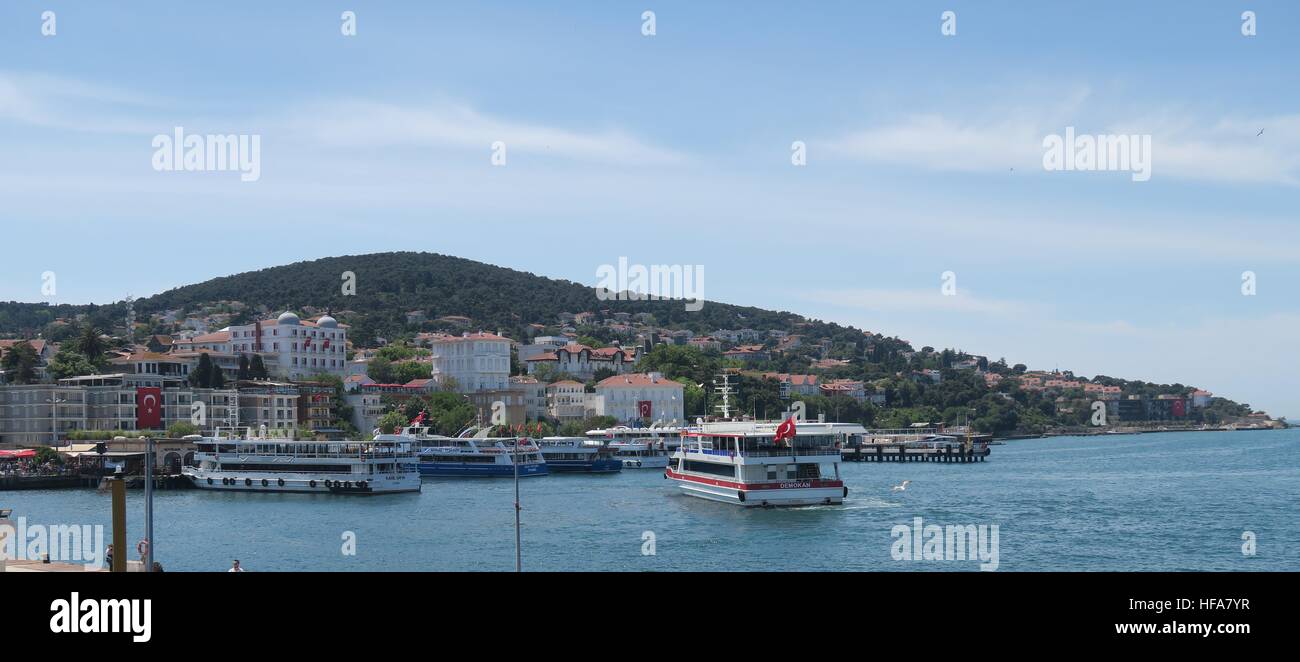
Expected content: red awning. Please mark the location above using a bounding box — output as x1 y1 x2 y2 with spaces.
0 449 37 459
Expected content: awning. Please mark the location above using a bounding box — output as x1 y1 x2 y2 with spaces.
0 449 37 459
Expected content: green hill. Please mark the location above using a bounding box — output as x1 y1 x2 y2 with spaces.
0 252 867 346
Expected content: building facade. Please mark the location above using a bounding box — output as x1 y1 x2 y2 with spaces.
0 377 238 447
594 373 684 425
429 332 512 393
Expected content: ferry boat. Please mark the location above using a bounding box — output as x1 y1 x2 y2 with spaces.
377 426 548 478
182 432 421 495
666 420 864 507
535 437 623 473
588 424 689 469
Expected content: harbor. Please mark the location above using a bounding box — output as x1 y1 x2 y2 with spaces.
3 428 1296 572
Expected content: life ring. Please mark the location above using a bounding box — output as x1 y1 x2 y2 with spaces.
278 478 285 487
244 478 252 487
310 480 317 488
324 480 333 488
136 540 149 557
261 479 269 487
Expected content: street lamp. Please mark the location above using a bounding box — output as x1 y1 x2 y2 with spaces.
46 396 67 447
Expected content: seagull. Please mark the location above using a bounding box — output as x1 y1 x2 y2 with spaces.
1257 128 1265 137
890 480 911 492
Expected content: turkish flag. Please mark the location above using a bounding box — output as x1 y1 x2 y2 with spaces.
638 400 653 418
774 417 797 444
137 387 162 429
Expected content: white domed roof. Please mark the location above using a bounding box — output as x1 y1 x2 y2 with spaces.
277 311 301 325
317 315 338 328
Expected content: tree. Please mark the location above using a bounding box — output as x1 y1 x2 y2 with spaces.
377 411 409 435
368 356 394 383
75 324 107 368
189 353 215 388
249 354 269 380
238 354 251 381
391 361 432 384
47 348 97 380
1 341 39 384
34 446 64 466
167 422 199 437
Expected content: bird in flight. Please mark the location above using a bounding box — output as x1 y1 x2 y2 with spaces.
890 480 911 492
1257 128 1265 137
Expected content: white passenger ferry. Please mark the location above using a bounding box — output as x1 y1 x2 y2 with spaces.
182 432 421 495
666 420 864 507
375 426 548 478
588 424 691 469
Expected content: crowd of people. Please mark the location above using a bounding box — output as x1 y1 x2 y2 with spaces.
0 459 76 477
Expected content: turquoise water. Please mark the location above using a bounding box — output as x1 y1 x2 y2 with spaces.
4 429 1297 571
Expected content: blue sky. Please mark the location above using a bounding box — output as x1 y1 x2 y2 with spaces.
1 1 1297 418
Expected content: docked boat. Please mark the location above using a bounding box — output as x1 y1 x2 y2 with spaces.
535 437 623 473
588 424 689 469
377 426 548 478
182 432 421 495
666 420 863 507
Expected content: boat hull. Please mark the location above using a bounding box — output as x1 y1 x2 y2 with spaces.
543 458 623 473
183 468 421 495
666 469 846 507
620 456 670 469
417 462 549 478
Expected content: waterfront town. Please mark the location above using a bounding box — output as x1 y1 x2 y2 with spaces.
0 298 1284 472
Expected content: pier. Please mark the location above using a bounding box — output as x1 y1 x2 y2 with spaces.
840 443 990 463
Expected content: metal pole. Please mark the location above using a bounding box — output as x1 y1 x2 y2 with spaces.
144 437 154 572
110 477 126 573
514 436 522 573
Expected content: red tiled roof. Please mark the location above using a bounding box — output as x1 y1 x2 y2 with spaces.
595 374 684 389
179 332 231 344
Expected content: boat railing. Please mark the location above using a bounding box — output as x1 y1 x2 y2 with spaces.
683 447 840 459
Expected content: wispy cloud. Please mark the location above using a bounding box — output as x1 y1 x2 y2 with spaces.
289 99 687 166
819 87 1300 186
0 71 167 134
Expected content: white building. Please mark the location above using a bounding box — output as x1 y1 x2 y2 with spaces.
218 312 350 381
0 377 238 447
594 372 684 426
524 343 635 381
428 332 512 393
546 380 597 421
509 375 548 421
517 336 570 363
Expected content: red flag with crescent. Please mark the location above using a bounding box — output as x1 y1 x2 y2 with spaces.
774 417 797 444
137 387 162 429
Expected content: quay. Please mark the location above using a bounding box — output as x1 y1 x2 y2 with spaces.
0 473 191 491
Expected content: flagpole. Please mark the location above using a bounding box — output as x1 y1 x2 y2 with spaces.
514 434 522 573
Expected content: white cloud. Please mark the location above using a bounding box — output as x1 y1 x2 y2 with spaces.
288 99 686 166
819 88 1300 186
